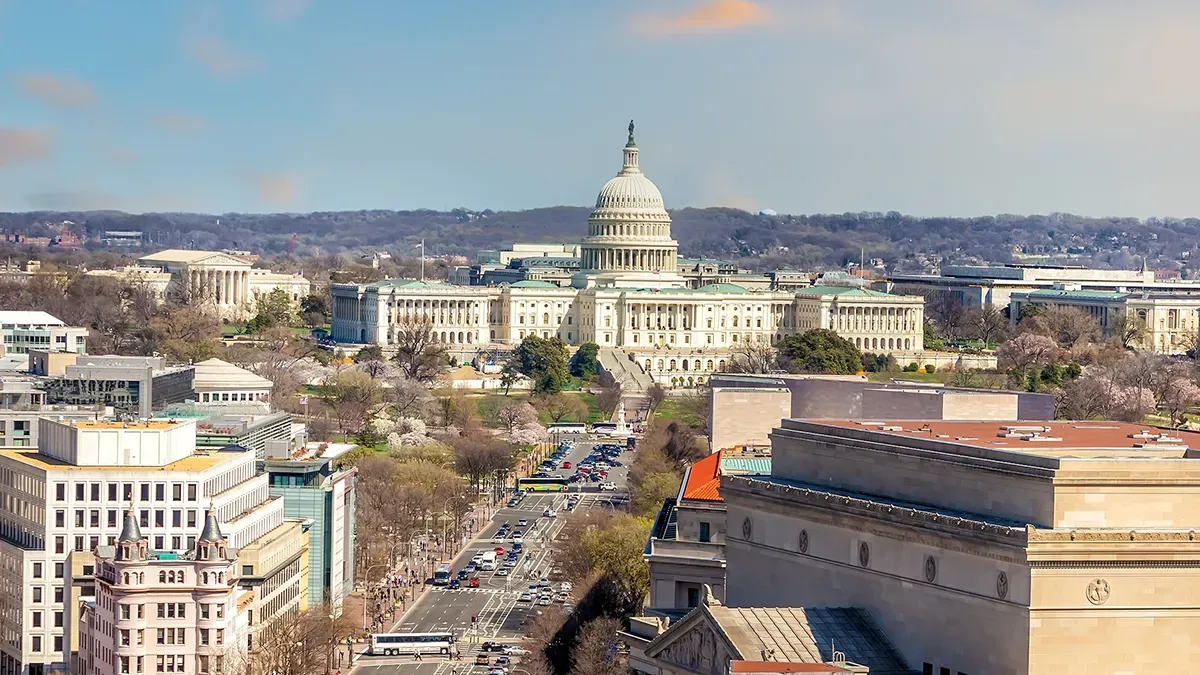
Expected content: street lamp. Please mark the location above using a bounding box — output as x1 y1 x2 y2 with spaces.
360 563 393 633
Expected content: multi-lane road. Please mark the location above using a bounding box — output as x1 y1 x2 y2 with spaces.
353 436 632 675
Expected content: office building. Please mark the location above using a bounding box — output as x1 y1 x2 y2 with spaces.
0 314 87 357
34 355 193 419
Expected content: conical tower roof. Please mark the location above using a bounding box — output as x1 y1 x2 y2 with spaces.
194 508 229 562
118 507 144 543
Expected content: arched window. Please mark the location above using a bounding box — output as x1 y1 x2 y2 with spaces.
203 572 209 584
706 359 714 370
543 313 550 324
669 359 677 371
123 573 129 585
645 360 652 371
159 571 166 583
139 573 145 583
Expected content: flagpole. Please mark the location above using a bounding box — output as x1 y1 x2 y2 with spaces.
420 238 425 282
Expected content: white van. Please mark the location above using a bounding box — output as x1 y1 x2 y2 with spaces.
479 551 497 571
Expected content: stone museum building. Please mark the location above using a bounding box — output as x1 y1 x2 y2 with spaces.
710 419 1200 675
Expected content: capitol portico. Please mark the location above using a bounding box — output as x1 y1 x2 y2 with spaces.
330 124 924 383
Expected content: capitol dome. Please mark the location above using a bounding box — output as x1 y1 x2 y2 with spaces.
573 121 684 290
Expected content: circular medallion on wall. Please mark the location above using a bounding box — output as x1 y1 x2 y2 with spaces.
1086 578 1110 605
858 541 870 568
798 529 809 554
996 571 1009 600
742 517 752 540
924 556 937 583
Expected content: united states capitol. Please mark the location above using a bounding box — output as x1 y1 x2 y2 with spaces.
330 123 925 383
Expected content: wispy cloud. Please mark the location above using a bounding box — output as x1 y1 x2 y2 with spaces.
152 113 207 134
183 34 262 76
0 128 53 166
252 172 299 205
12 73 97 108
633 0 768 36
262 0 310 22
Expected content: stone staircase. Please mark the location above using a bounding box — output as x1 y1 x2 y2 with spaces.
597 348 655 392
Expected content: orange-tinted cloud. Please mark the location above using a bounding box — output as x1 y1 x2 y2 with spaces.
262 0 310 22
183 34 262 76
633 0 768 36
252 172 299 205
0 128 53 166
13 74 97 108
152 113 207 134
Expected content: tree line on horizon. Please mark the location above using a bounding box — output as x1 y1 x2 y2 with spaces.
2 207 1200 276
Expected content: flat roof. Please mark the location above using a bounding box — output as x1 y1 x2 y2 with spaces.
815 420 1200 457
0 447 241 473
67 420 182 430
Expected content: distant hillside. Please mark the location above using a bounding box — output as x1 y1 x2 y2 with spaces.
1 207 1199 275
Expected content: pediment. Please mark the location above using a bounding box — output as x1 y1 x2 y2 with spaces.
188 253 253 267
645 608 739 675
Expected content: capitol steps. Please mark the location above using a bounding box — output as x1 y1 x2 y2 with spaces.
597 348 655 392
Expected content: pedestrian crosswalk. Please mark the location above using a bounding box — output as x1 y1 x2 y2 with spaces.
432 587 517 595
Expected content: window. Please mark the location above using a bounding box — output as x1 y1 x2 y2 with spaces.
140 483 150 502
53 636 62 652
54 611 62 627
187 484 197 501
155 484 165 501
120 656 130 675
140 510 149 528
940 669 950 675
157 629 165 645
200 629 209 646
32 562 42 578
138 603 144 619
75 484 84 501
698 522 711 543
90 483 100 501
172 510 181 527
216 629 224 645
923 665 933 675
121 604 130 620
154 536 164 550
171 536 182 550
172 484 182 501
31 611 41 627
108 510 118 527
154 510 164 527
686 587 700 608
157 603 165 619
216 603 224 618
187 511 197 528
53 586 63 603
74 510 84 527
31 636 41 653
200 604 209 619
123 483 133 501
90 510 99 527
74 536 84 551
54 511 64 528
54 562 63 579
242 565 253 575
55 483 65 501
108 483 118 501
120 629 130 646
32 587 41 603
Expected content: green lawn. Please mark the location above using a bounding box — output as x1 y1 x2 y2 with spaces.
654 398 704 428
469 390 605 428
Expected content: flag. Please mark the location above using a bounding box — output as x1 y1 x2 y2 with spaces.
414 242 424 249
299 395 309 405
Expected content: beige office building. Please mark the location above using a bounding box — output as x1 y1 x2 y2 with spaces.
720 419 1200 675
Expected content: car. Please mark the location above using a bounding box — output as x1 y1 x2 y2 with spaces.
513 542 523 552
469 576 481 588
497 568 509 576
502 646 529 656
559 581 573 592
538 577 551 587
489 668 507 675
554 593 568 603
599 482 618 491
494 546 506 555
543 509 557 518
567 474 581 483
465 564 477 573
504 559 517 568
610 460 623 467
506 499 519 507
537 596 552 606
561 461 572 469
518 592 532 602
456 569 469 580
492 535 506 543
448 578 460 589
476 654 492 665
517 519 528 526
495 656 511 665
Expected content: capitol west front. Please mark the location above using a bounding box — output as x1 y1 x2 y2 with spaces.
330 125 923 383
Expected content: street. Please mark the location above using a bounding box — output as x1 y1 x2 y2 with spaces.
352 435 633 675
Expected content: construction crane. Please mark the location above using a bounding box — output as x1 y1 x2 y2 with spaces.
286 233 298 255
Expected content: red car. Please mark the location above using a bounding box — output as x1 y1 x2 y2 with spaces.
561 461 572 469
493 546 505 555
468 576 480 588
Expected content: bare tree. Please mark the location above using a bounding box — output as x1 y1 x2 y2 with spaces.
1022 306 1101 349
385 374 434 420
392 315 448 382
496 401 539 431
536 393 589 423
645 383 667 412
727 337 776 373
235 607 356 675
925 292 968 338
1110 311 1148 350
318 370 382 436
569 618 627 675
597 373 623 417
677 384 711 435
964 306 1008 347
1161 377 1200 427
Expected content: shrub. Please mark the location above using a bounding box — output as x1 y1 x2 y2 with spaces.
925 364 937 373
904 363 919 372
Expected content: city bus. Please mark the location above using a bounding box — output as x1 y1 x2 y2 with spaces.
517 477 569 492
432 563 453 585
548 422 587 435
370 632 456 656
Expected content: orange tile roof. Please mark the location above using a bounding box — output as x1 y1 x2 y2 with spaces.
682 450 724 502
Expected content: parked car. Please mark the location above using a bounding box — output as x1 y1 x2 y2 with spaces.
517 519 528 526
599 482 618 491
476 654 492 665
561 461 572 469
538 577 551 587
543 509 557 518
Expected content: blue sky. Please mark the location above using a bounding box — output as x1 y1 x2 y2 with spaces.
3 0 1200 217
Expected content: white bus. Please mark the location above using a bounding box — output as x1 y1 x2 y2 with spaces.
548 422 587 435
432 564 453 586
479 550 497 571
370 632 456 656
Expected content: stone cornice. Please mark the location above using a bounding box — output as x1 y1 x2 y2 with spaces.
1027 527 1200 543
722 475 1029 547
